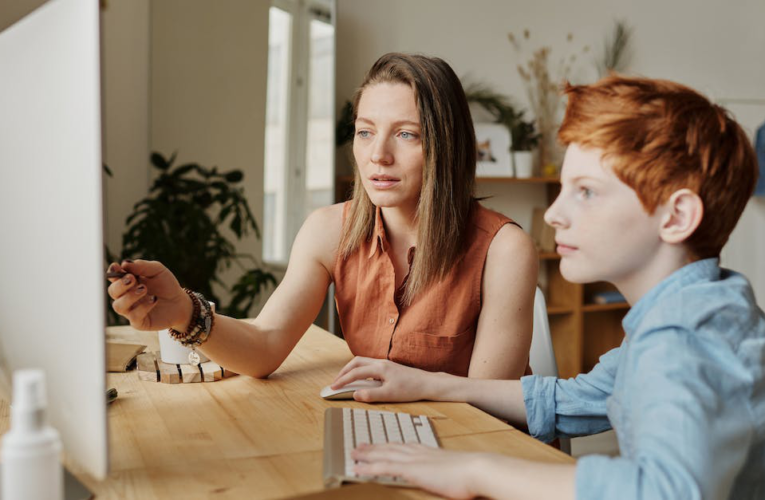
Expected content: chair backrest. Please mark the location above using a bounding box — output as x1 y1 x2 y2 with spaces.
529 287 558 377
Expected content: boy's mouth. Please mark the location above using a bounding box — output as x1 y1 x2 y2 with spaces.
556 241 578 255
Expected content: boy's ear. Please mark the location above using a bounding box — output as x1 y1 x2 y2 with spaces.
658 189 704 244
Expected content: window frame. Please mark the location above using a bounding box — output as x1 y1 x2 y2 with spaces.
265 0 335 268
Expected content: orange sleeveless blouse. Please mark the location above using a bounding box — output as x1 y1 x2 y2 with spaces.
333 201 521 377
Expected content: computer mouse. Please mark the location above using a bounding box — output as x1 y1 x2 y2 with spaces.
320 379 383 400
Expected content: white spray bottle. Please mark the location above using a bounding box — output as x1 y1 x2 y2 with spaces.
1 369 64 500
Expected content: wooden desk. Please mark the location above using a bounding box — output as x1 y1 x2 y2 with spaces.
2 325 573 499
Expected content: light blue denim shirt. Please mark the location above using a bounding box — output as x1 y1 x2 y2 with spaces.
522 258 765 499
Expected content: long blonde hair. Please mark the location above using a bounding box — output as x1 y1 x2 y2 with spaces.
339 53 476 306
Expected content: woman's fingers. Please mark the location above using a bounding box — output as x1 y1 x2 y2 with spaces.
353 385 391 403
331 365 382 390
124 294 159 329
110 281 148 316
333 356 374 382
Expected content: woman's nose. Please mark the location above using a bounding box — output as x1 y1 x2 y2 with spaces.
371 138 393 165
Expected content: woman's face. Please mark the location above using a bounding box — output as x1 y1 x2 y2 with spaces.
353 82 424 212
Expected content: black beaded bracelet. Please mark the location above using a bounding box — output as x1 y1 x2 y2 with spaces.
168 288 200 344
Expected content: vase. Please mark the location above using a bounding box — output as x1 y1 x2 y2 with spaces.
513 150 534 178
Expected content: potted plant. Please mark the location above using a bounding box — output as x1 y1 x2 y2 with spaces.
510 112 540 178
106 152 276 324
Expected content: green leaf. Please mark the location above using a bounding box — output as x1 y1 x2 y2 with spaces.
224 170 244 183
151 152 170 170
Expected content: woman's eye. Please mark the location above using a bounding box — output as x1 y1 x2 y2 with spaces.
356 130 371 139
399 131 417 140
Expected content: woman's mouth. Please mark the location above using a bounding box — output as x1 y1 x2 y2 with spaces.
369 174 400 189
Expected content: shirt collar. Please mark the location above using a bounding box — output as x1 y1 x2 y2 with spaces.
367 206 417 261
368 205 388 259
622 257 720 335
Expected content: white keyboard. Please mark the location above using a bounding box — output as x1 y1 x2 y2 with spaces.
323 407 440 487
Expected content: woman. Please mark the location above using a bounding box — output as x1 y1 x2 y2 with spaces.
107 53 537 380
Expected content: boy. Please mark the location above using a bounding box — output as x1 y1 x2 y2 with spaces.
332 75 764 499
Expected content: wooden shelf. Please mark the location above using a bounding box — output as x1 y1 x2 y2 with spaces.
582 302 630 313
547 305 575 315
538 251 561 260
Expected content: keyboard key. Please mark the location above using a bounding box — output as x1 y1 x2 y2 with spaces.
414 416 438 447
383 412 403 443
397 412 420 444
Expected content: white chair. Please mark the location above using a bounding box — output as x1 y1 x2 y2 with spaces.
529 287 558 378
528 287 572 455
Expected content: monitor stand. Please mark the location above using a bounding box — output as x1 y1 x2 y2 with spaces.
0 465 94 500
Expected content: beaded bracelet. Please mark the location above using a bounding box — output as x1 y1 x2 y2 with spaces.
168 288 215 365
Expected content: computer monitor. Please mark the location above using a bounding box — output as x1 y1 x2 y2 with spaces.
0 0 108 481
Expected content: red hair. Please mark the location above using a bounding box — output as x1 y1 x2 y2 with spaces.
559 75 758 259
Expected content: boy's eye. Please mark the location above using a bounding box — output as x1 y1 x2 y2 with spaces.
578 186 594 199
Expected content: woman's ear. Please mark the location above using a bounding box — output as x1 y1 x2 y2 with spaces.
658 188 704 244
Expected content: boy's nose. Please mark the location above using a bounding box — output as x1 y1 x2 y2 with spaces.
544 198 568 229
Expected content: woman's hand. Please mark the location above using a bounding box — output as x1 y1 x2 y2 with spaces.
106 259 190 332
353 444 483 499
331 356 439 403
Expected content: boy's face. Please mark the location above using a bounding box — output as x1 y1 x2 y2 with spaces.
545 143 665 286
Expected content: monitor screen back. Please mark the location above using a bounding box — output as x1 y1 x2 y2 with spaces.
0 0 108 480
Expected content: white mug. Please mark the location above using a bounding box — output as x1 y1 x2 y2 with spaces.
158 302 214 365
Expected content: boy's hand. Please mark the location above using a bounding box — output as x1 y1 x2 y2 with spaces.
352 444 482 499
331 356 437 403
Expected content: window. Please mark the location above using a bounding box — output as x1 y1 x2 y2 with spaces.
263 0 335 265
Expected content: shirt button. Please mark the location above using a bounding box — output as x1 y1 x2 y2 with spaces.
389 318 395 324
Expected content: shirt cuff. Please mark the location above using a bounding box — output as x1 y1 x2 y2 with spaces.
521 374 558 443
576 455 635 500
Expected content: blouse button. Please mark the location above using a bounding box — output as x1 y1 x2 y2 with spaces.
389 318 395 324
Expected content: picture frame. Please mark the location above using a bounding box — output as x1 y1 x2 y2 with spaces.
474 122 513 177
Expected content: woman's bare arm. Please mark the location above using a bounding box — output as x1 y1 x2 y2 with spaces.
468 223 538 379
196 204 344 377
110 204 344 378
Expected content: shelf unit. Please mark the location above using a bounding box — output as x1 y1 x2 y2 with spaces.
334 174 629 379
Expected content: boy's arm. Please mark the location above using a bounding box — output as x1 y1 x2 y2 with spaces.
524 345 621 442
353 444 576 500
575 327 753 500
334 344 622 434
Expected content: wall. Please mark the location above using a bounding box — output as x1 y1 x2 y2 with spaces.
0 0 46 32
335 0 765 303
101 0 151 257
149 0 271 305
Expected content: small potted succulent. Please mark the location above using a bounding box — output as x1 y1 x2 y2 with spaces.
510 113 540 178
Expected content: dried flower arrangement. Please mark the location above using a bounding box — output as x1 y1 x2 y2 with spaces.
508 30 589 174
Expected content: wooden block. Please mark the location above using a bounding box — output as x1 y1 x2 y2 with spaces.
180 363 202 383
135 352 237 384
159 361 181 384
106 341 147 372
